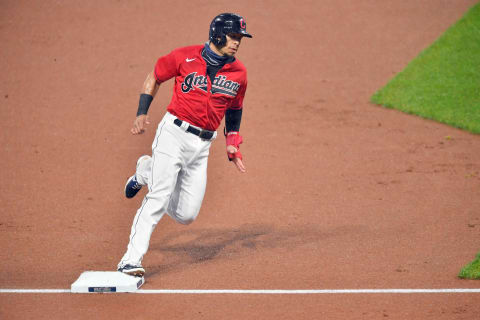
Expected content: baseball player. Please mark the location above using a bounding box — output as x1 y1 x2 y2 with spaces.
117 13 252 277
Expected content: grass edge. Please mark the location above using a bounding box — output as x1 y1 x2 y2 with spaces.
458 251 480 280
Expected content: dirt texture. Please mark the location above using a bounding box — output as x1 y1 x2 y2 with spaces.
1 0 479 319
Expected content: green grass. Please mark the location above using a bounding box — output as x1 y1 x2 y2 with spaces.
458 251 480 280
371 4 480 278
371 3 480 134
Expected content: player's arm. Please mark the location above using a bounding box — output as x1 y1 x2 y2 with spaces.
132 50 177 135
225 75 247 172
225 108 246 173
131 71 160 135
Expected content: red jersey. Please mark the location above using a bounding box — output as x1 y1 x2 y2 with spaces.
154 45 247 131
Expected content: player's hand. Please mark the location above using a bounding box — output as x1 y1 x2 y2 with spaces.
227 145 246 173
131 115 150 135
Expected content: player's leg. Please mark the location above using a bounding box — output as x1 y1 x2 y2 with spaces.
135 155 152 185
118 115 184 270
124 155 152 198
167 139 213 224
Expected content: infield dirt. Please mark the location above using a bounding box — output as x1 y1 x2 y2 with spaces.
1 1 479 319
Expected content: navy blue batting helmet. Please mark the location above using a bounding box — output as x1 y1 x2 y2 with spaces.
209 13 252 47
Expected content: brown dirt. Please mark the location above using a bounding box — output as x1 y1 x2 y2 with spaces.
1 0 479 319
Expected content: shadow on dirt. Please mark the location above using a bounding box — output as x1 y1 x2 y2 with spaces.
147 223 364 277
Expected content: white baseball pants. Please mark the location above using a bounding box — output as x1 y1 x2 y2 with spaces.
119 112 217 266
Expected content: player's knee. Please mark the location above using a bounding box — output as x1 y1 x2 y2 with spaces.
172 209 199 225
179 216 196 225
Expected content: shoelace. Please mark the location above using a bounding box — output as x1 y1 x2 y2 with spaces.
130 177 142 190
132 183 141 190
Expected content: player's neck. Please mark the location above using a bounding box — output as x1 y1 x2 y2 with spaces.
208 42 224 57
203 42 234 66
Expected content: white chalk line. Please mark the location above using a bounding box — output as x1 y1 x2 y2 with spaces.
1 288 480 294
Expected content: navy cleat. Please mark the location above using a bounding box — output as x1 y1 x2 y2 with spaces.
124 175 143 198
117 264 145 277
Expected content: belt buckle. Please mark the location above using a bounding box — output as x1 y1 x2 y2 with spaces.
199 129 213 140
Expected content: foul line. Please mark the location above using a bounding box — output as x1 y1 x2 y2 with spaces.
137 289 480 294
1 288 480 294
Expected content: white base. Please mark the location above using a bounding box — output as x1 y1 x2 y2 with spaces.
71 271 145 293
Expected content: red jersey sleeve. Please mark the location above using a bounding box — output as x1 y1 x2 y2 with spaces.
154 50 178 83
229 80 247 110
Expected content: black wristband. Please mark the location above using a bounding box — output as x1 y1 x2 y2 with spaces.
225 108 243 132
137 94 153 116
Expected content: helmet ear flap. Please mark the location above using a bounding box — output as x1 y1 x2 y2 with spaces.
216 34 227 47
209 20 227 47
210 34 226 47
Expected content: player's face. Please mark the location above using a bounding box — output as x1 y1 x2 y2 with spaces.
219 33 243 56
